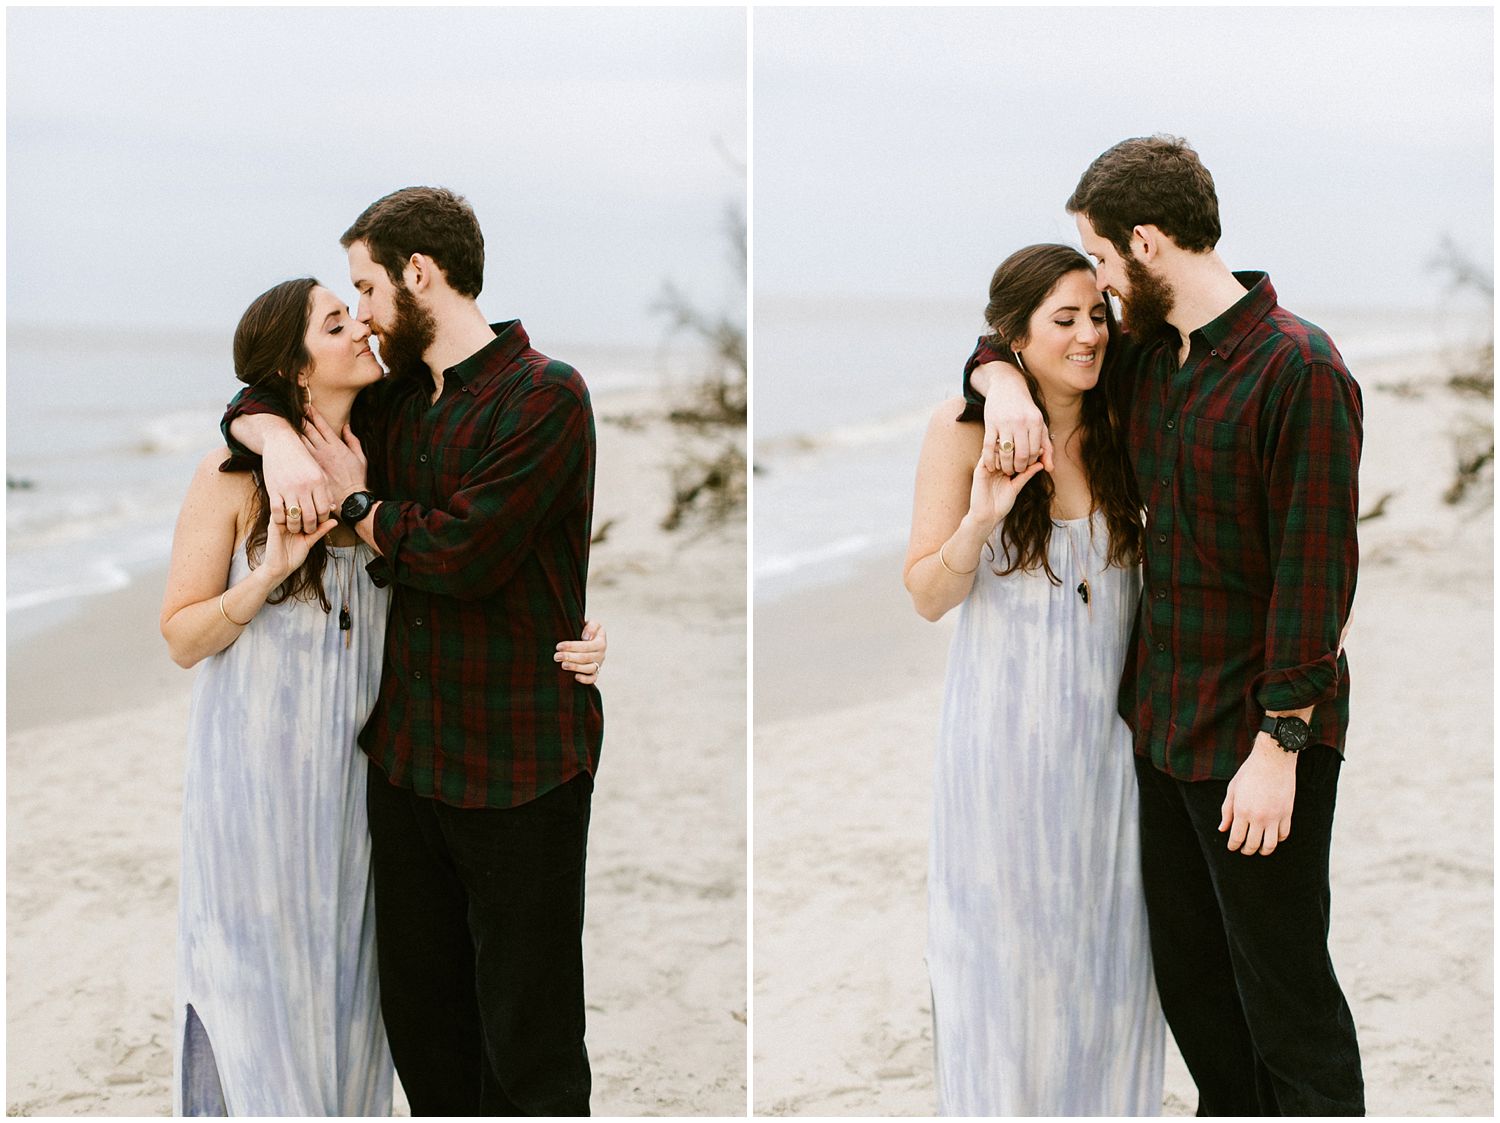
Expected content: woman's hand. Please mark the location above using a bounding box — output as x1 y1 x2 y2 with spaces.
300 407 368 510
556 619 607 684
966 455 1045 533
263 511 339 583
974 361 1051 475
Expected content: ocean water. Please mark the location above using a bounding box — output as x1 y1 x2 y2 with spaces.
5 325 671 638
752 294 1492 604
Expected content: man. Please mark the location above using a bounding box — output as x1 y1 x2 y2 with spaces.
224 186 604 1115
963 136 1364 1115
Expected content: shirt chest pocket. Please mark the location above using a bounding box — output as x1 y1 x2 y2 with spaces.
1180 415 1257 522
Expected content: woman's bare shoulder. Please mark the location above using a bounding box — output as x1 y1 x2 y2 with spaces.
923 396 984 455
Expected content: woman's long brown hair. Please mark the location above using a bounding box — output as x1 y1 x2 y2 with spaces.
227 277 332 611
981 244 1142 583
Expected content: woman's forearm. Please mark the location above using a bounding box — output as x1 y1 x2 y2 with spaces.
905 514 993 622
162 567 282 668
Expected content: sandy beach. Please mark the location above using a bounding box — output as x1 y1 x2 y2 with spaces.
752 350 1494 1115
6 386 748 1116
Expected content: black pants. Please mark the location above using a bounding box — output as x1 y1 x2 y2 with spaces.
1134 748 1364 1116
366 761 593 1117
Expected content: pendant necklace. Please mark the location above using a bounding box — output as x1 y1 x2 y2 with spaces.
334 548 353 647
1066 517 1093 618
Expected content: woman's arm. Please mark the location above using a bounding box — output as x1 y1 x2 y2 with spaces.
159 450 335 667
902 397 1044 622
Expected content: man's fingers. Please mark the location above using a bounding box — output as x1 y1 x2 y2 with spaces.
307 406 335 438
1226 815 1249 852
1241 823 1266 856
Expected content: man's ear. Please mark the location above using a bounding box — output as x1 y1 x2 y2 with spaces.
1134 224 1182 265
1131 224 1167 263
404 253 434 293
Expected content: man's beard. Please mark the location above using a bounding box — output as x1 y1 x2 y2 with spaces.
376 283 438 383
1120 255 1177 344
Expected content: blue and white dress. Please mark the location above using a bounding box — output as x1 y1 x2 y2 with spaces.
173 541 394 1116
927 512 1164 1116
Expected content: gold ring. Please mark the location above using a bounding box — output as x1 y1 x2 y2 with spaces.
999 439 1014 453
286 505 302 520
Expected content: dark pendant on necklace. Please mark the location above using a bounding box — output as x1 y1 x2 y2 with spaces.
339 605 352 631
1076 580 1091 605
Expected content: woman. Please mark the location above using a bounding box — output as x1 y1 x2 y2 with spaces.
159 278 606 1115
903 244 1164 1115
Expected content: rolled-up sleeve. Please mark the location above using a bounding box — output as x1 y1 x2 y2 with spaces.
1251 360 1362 712
957 335 1007 422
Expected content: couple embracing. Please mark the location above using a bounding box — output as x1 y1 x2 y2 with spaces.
905 136 1365 1116
161 186 605 1115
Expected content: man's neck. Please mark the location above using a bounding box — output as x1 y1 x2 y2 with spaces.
423 301 500 395
1163 250 1249 340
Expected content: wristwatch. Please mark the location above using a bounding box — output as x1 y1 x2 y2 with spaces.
1259 714 1311 753
339 490 377 527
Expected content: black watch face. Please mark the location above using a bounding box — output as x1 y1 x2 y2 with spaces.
342 493 371 523
1276 718 1311 752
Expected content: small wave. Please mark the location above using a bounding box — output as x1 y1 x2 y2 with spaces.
134 409 223 455
7 559 133 612
756 535 874 580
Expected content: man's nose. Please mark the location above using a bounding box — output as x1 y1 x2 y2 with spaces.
355 296 372 324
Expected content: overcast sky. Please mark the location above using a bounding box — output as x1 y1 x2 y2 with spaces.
755 6 1493 312
8 7 746 346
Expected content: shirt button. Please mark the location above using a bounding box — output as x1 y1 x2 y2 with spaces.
413 670 424 681
414 617 424 626
1159 477 1169 488
1156 642 1166 652
1157 533 1167 544
1211 349 1218 357
419 453 429 464
1155 589 1166 600
1166 419 1176 430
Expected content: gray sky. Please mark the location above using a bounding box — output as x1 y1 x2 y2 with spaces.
754 6 1493 312
8 7 746 346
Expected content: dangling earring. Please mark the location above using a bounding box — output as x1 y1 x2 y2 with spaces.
1011 349 1028 374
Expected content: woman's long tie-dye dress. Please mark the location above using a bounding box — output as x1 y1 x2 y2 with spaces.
928 512 1165 1116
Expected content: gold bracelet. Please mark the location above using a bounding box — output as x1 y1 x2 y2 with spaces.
219 591 251 627
938 541 978 576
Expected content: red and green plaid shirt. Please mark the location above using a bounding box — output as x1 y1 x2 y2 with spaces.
964 272 1361 781
225 320 603 808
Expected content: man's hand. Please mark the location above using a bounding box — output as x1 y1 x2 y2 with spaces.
300 407 369 510
257 422 334 533
972 360 1052 475
1219 733 1298 855
555 619 607 684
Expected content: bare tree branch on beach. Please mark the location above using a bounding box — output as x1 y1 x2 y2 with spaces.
1430 237 1494 506
655 196 747 531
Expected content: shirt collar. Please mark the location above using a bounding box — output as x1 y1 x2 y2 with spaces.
1195 271 1275 361
443 320 530 390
